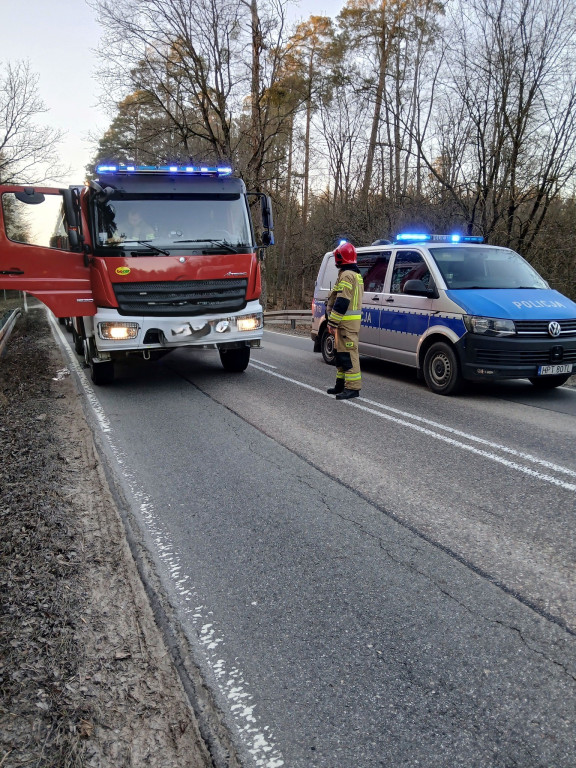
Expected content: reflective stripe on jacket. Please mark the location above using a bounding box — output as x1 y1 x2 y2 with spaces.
327 269 364 327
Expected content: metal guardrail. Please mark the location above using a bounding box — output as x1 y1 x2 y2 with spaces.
0 309 22 361
264 310 311 329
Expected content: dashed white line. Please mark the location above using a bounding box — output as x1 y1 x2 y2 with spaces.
249 361 576 492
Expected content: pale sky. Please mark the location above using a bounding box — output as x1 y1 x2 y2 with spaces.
0 0 343 188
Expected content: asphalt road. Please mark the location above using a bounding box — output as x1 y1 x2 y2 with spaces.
54 322 576 768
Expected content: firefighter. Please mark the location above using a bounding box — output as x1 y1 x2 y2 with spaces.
326 241 364 399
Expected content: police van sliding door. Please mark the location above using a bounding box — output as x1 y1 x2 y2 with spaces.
360 252 391 359
379 250 434 367
0 186 94 318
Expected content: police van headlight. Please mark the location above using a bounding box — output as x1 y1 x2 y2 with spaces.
98 322 140 340
464 316 515 336
237 313 263 332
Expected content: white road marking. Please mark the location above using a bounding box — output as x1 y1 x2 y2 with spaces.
48 313 285 768
251 358 277 369
249 361 576 492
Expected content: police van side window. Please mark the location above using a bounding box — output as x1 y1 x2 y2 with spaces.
363 252 391 292
390 251 431 294
356 250 382 278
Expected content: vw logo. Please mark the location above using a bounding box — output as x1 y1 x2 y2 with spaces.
548 321 561 338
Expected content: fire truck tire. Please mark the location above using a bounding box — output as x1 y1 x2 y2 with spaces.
72 323 85 355
423 341 463 395
321 329 336 365
74 333 84 355
219 347 250 372
90 360 115 385
529 373 571 389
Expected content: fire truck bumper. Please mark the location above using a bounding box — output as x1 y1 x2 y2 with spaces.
89 301 264 353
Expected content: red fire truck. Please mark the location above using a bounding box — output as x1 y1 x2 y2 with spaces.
0 164 273 383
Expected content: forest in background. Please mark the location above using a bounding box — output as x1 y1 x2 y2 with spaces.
2 0 576 306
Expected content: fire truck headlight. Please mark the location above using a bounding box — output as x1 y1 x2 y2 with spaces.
98 322 140 340
237 313 263 332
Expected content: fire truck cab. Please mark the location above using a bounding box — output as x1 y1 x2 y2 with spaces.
0 164 274 384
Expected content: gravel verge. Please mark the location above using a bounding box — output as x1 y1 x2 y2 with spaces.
0 306 211 768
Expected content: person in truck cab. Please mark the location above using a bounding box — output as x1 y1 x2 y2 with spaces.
107 206 156 243
122 208 155 241
326 241 364 400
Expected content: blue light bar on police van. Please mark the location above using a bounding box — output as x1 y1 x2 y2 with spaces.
396 233 431 242
95 163 233 176
396 233 484 244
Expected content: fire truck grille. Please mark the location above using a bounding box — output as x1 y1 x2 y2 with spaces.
113 279 248 317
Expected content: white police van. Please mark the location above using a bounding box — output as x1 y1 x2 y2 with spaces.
311 234 576 395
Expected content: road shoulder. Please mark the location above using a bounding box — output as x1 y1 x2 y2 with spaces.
0 309 211 767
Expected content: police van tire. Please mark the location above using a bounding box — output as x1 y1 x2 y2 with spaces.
321 330 336 365
423 342 463 395
529 374 571 389
90 360 115 386
219 346 250 372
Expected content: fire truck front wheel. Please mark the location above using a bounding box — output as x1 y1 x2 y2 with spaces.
90 359 115 385
72 319 85 355
219 346 250 372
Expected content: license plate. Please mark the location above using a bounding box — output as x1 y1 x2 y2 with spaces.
537 363 573 376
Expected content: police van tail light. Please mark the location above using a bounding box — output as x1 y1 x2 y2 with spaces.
464 315 515 336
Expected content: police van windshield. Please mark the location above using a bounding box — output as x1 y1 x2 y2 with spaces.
429 246 548 290
94 194 253 251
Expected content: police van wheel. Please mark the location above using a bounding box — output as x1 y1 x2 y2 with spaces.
423 342 463 395
529 374 571 389
321 330 336 365
220 346 250 372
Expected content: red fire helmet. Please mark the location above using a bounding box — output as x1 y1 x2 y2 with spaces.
333 241 357 266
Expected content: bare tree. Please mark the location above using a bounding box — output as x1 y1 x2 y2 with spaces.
91 0 292 188
415 0 576 253
92 0 245 162
284 16 335 222
0 60 65 184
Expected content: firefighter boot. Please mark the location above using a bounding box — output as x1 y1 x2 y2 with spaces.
335 388 360 400
327 379 345 395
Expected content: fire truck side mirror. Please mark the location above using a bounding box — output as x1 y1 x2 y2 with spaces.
15 189 45 205
63 189 81 252
260 194 274 240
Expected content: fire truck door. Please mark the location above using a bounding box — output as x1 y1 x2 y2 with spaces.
0 186 95 317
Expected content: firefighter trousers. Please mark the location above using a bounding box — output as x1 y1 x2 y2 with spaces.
334 325 361 391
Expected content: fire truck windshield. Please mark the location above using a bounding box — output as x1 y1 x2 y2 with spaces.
95 194 253 251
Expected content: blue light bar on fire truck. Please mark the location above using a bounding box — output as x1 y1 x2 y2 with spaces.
95 164 233 176
395 233 484 243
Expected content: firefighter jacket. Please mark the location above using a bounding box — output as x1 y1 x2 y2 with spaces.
326 266 363 334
